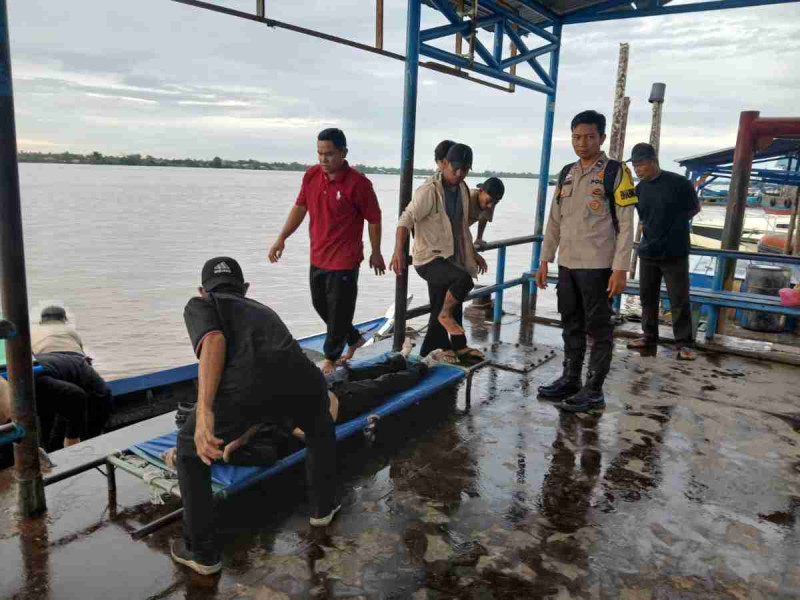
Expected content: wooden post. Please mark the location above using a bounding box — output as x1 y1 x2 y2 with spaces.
375 0 384 50
787 186 800 255
618 96 631 160
508 24 517 92
607 43 629 160
630 83 666 278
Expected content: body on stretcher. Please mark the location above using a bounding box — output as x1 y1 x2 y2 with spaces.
109 354 470 505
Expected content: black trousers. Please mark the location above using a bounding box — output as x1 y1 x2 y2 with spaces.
415 258 474 357
310 266 362 361
639 256 694 347
331 355 429 422
176 387 336 557
35 374 89 442
557 266 614 376
35 352 113 441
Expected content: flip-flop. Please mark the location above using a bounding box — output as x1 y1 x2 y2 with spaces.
677 347 697 361
626 338 655 349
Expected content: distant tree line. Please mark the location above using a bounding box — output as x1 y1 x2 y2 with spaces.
19 151 541 179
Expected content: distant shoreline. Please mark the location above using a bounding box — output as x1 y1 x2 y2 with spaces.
18 151 542 180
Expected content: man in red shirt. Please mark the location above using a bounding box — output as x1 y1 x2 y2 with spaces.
269 128 385 373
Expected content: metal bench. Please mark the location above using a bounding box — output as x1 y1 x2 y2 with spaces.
520 270 800 341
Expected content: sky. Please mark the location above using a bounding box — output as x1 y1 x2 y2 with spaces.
8 0 800 174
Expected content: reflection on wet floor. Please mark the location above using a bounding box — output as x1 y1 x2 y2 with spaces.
2 315 800 599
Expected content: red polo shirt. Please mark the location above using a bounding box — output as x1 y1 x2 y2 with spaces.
295 162 382 271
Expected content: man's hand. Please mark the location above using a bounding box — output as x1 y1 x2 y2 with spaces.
268 239 285 263
194 409 223 466
608 270 627 298
390 251 406 275
474 238 487 249
535 262 549 290
476 253 488 275
369 253 386 276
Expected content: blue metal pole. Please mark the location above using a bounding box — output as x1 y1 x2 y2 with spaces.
393 0 422 352
493 246 506 323
705 256 725 341
0 0 45 516
493 20 504 65
529 22 561 304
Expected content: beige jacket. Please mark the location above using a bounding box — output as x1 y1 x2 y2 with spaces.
31 322 84 355
399 172 480 277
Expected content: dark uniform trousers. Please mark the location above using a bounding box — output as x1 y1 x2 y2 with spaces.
310 266 362 361
639 256 694 347
557 266 614 376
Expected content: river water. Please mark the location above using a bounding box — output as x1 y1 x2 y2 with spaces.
14 163 554 379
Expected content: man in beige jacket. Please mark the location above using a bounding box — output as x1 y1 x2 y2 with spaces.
390 143 488 361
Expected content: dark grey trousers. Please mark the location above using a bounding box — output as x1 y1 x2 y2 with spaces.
639 256 694 347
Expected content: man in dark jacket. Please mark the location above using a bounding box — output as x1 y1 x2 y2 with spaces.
625 143 701 360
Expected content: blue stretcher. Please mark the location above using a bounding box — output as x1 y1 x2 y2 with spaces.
126 353 466 499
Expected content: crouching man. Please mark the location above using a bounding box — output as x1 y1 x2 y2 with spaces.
171 257 338 576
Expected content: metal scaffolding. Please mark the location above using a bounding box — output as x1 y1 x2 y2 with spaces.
3 0 800 515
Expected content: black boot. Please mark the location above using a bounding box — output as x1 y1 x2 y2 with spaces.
558 371 606 412
537 358 583 400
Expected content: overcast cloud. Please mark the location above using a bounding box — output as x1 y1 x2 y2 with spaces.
9 0 800 173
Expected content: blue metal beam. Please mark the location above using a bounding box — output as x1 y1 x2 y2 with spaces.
564 0 800 24
499 42 558 70
420 43 554 93
420 15 502 42
428 0 499 67
530 22 562 299
493 19 504 64
393 0 422 352
479 0 559 42
565 0 633 19
505 26 554 88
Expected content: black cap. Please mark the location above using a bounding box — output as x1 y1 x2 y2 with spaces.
41 305 67 322
478 177 505 202
628 142 657 162
445 143 473 169
201 257 245 291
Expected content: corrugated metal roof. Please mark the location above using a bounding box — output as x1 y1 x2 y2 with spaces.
677 139 800 169
422 0 669 27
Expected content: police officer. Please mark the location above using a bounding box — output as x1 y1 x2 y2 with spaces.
535 110 637 412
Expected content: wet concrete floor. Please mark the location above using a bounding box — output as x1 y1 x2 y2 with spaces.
2 316 800 599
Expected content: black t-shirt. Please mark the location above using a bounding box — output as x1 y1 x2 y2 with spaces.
635 170 699 259
443 183 464 266
183 292 327 441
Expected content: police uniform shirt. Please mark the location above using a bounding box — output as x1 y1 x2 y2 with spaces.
541 152 637 271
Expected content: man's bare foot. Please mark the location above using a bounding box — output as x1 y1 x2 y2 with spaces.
401 339 415 358
321 359 337 374
438 312 465 336
338 336 367 365
162 447 177 470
